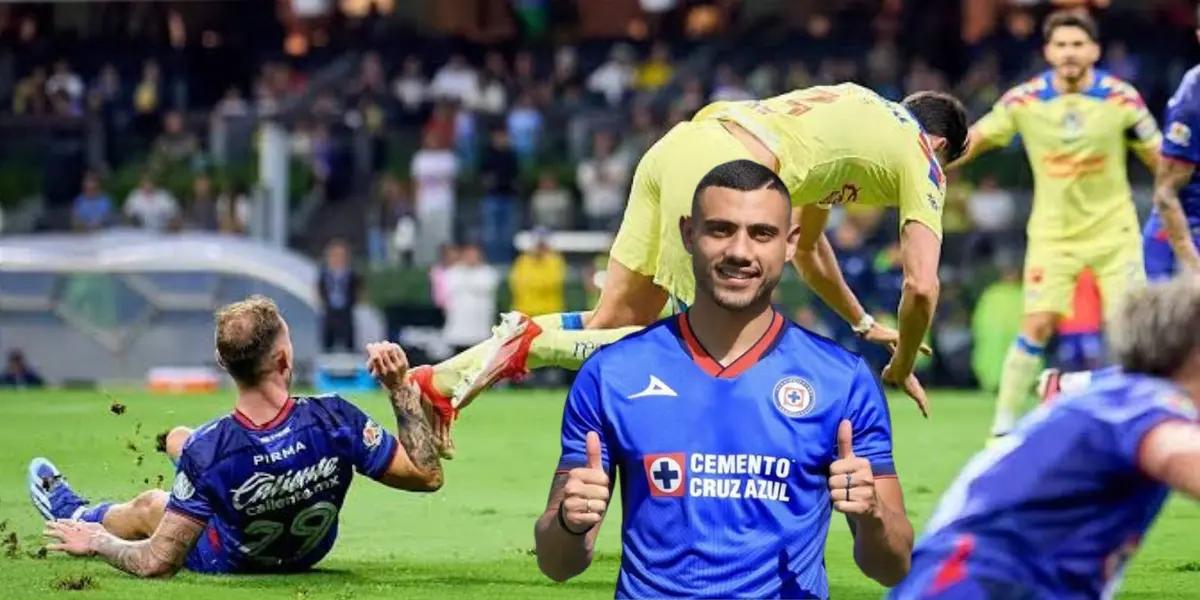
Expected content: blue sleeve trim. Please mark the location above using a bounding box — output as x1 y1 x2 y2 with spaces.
871 461 897 477
561 312 585 331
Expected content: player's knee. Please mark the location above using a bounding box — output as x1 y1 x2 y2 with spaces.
165 426 192 460
1022 315 1057 344
131 489 169 519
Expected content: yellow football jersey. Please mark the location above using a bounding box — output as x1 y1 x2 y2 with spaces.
975 70 1160 243
693 83 947 238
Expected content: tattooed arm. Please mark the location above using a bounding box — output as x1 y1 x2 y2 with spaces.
44 512 203 578
366 341 444 492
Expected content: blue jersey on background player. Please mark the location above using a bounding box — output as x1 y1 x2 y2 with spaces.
890 373 1198 600
1144 64 1200 280
169 394 399 573
556 311 897 598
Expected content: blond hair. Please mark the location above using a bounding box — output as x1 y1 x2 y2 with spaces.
1111 277 1200 377
214 295 284 385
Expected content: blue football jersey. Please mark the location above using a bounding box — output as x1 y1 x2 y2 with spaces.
166 395 399 573
557 311 896 599
1145 64 1200 279
892 374 1197 600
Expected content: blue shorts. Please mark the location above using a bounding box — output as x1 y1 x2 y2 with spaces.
184 521 236 574
1143 214 1200 282
889 536 1039 600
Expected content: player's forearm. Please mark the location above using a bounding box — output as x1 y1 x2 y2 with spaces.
388 385 444 490
89 532 180 578
849 507 914 587
791 237 868 325
534 508 595 581
892 276 937 376
1154 186 1200 271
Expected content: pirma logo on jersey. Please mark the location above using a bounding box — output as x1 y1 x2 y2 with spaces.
363 419 383 449
642 453 686 497
773 377 816 417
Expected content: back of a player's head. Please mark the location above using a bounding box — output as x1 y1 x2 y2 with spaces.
691 159 789 217
1042 10 1099 44
215 295 286 386
902 91 968 164
1111 277 1200 378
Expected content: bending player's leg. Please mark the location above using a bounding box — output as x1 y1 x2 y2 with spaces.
28 457 166 540
991 312 1057 437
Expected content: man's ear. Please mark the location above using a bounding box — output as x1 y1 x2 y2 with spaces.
784 223 802 262
680 215 695 254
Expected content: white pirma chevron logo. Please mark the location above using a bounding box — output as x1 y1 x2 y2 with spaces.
629 375 678 399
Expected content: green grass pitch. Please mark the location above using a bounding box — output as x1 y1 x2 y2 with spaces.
0 388 1197 599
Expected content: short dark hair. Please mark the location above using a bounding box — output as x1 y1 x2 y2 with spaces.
1042 10 1099 43
692 159 789 213
902 91 969 164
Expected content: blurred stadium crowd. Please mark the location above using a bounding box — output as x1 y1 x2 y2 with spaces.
0 0 1197 387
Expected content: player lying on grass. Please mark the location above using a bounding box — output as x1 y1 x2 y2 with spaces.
534 160 913 597
31 295 442 577
946 11 1163 439
889 276 1200 600
409 84 969 452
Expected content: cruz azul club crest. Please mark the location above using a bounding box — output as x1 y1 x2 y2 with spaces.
772 377 816 417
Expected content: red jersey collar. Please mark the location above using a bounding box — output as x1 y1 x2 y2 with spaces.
676 310 786 379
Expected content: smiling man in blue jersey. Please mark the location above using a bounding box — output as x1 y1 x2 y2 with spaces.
533 159 914 598
32 295 444 576
890 276 1200 600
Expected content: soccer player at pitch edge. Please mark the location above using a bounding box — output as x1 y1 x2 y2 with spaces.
946 10 1164 439
1036 6 1200 406
31 296 444 576
890 275 1200 599
407 80 968 455
534 159 913 598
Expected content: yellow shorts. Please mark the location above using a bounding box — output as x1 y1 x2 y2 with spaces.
1023 233 1146 321
609 120 753 307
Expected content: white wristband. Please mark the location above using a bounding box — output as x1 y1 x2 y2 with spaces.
851 314 875 337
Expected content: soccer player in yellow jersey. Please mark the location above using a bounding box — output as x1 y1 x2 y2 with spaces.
949 11 1161 437
408 85 968 454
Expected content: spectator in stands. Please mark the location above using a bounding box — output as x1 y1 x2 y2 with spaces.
476 50 510 116
577 130 631 231
393 55 429 120
635 42 674 93
153 110 199 166
587 44 635 106
317 238 362 352
368 173 415 266
124 172 179 232
530 172 572 230
429 243 459 312
411 129 459 266
442 242 499 354
509 228 566 318
13 66 48 115
71 172 113 231
673 75 707 116
217 182 250 235
213 86 250 119
710 64 753 102
0 350 44 388
480 126 520 263
133 60 162 139
506 92 543 162
45 59 83 110
429 53 479 106
183 173 219 231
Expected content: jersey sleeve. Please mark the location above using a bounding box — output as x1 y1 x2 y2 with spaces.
974 98 1019 149
896 134 946 239
1161 104 1200 165
1118 84 1161 156
165 452 214 524
844 358 897 478
327 396 400 480
1104 394 1195 469
556 358 612 473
